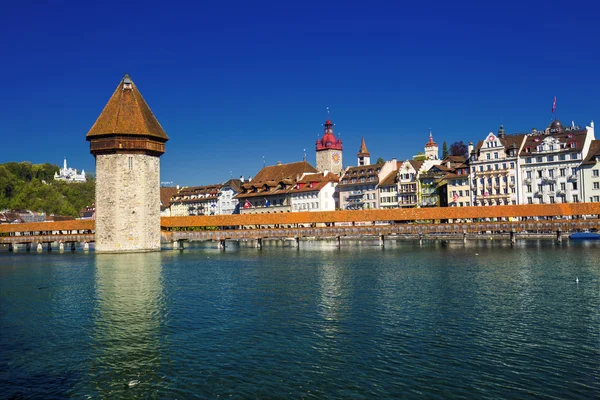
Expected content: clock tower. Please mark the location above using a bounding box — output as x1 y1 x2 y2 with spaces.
315 119 343 174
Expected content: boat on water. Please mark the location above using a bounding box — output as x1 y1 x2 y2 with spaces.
569 231 600 240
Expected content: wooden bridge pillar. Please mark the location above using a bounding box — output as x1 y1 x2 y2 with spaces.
59 242 65 252
47 242 52 253
379 235 385 248
336 236 341 247
419 233 423 247
71 242 76 252
218 239 226 250
463 230 467 244
510 229 516 245
37 243 43 252
257 238 263 250
83 242 89 252
8 243 14 252
26 243 31 252
556 228 562 243
295 237 300 249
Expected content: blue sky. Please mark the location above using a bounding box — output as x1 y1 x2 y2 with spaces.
1 0 598 186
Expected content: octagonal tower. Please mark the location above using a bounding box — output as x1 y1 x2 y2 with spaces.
87 74 169 252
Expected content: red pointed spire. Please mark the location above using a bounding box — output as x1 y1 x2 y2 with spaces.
425 130 437 147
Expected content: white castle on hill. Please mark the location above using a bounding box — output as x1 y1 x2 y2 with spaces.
54 158 86 182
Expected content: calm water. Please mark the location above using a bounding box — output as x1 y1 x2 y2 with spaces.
1 240 599 399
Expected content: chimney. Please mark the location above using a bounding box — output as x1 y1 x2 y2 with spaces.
176 184 180 190
468 141 473 155
277 161 282 165
240 175 244 183
248 176 252 182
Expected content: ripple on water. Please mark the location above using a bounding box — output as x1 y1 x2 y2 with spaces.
0 243 599 399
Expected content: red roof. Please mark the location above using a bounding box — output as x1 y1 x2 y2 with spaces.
316 119 343 151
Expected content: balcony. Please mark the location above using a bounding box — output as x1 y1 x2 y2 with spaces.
534 191 543 197
557 190 566 196
349 190 364 196
542 177 556 184
568 175 578 181
524 178 531 184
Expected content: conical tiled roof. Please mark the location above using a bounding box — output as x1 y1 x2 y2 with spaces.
358 136 370 155
86 74 169 141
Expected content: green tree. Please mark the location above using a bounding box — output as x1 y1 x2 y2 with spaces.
442 141 448 158
376 157 384 164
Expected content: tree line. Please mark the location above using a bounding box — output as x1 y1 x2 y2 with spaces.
0 162 95 217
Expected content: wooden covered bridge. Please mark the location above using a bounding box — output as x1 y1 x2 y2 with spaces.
1 203 599 252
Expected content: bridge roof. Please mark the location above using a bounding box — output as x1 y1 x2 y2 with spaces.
86 74 169 141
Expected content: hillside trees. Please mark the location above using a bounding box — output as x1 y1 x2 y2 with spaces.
0 162 94 217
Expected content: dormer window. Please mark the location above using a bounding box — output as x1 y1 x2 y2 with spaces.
570 142 577 148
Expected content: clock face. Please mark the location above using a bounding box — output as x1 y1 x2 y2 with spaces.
332 152 340 164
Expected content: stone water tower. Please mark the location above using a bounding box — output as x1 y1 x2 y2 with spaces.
87 74 169 252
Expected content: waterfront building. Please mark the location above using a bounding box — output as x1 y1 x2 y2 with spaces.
170 184 223 216
235 161 319 214
315 119 343 175
53 158 86 182
159 187 178 217
397 160 422 207
518 120 596 204
469 125 525 206
338 159 397 210
218 179 243 215
290 172 339 212
0 212 23 224
441 156 471 207
580 138 600 203
86 74 168 252
378 162 400 209
79 204 95 219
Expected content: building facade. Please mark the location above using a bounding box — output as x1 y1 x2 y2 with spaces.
582 139 600 203
470 125 524 206
218 179 242 215
338 159 396 210
236 161 319 214
170 184 222 216
519 120 595 204
86 74 168 252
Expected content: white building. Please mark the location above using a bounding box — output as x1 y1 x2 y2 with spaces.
470 125 525 206
218 179 242 215
518 120 595 204
54 158 86 182
291 172 339 212
581 138 600 203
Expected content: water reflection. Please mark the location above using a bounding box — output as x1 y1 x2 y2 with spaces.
85 252 167 397
317 258 345 338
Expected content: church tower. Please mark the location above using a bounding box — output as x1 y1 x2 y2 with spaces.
357 137 370 166
86 74 169 253
424 131 439 160
315 119 343 174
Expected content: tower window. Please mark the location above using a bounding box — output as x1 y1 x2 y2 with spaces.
128 156 133 170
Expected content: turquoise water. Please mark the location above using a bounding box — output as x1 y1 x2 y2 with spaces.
1 240 599 399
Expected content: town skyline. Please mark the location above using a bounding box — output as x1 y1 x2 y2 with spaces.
1 1 599 186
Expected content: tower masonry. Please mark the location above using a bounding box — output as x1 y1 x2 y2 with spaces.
316 119 343 174
86 74 169 253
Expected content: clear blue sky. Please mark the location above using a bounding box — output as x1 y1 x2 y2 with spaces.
1 0 598 186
